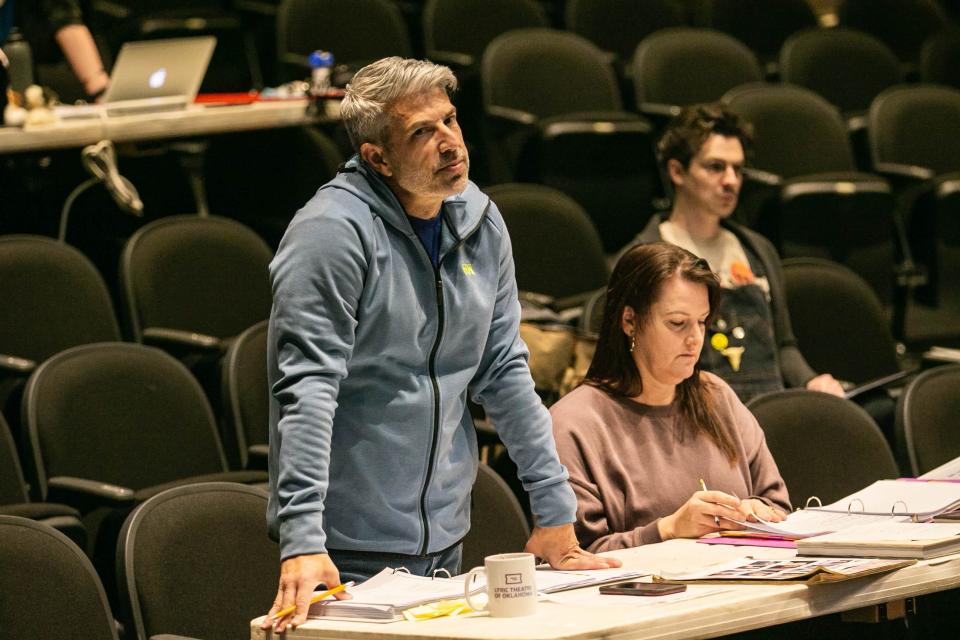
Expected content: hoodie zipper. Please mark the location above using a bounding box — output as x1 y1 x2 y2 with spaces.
416 200 490 556
418 268 445 555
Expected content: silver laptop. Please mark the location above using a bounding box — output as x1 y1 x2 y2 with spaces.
101 36 217 115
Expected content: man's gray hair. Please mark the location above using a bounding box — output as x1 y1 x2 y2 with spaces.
341 57 458 152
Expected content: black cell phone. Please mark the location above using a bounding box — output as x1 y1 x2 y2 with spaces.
598 582 687 596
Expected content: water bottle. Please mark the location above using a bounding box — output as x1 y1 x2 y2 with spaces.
308 50 334 97
4 28 33 94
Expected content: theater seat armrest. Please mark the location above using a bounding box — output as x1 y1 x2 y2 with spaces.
742 167 782 186
873 162 935 183
552 291 595 312
0 353 35 375
486 104 537 127
47 476 136 510
142 327 223 352
92 1 131 19
541 118 652 138
637 102 682 118
247 444 270 469
847 114 868 133
234 0 279 16
141 16 241 36
936 174 960 198
427 50 474 68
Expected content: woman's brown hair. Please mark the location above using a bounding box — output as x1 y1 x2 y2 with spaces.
584 242 737 462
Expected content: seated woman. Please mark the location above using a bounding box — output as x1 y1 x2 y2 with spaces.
551 242 791 552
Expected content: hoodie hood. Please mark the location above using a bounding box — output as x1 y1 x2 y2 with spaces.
321 155 489 243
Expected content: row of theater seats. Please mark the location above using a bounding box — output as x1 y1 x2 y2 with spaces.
30 1 959 347
0 224 273 467
0 469 527 639
4 375 959 639
2 215 958 638
748 368 960 505
0 203 950 499
93 0 953 92
196 25 960 345
195 82 960 349
0 182 950 491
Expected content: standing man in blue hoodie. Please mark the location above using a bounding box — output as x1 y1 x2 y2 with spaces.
263 57 620 632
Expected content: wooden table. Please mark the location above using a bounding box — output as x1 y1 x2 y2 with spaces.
0 99 327 154
249 539 960 640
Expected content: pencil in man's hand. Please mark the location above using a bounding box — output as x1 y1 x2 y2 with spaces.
270 581 355 620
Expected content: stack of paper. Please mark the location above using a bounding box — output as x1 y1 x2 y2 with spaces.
796 522 960 559
919 454 960 481
533 567 651 593
308 569 480 622
307 566 651 623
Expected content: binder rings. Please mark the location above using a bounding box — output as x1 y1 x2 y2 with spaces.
809 480 960 520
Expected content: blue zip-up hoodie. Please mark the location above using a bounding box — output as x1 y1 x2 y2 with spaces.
267 157 577 560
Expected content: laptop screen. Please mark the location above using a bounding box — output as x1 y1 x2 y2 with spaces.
103 36 217 105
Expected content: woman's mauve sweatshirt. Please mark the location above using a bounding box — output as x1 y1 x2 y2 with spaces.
551 372 791 552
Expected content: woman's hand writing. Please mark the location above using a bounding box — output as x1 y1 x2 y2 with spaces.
657 490 742 540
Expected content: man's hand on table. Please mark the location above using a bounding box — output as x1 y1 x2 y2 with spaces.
261 553 351 633
525 523 622 570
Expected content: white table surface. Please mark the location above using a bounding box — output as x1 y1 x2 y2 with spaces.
0 99 326 154
249 539 960 640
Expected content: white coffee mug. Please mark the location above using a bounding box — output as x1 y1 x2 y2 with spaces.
464 552 537 617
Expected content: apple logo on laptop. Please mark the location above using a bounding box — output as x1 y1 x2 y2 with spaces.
148 68 167 89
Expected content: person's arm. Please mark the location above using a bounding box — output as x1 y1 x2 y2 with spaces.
551 413 661 552
470 212 615 569
54 24 108 99
263 206 366 631
570 476 662 552
34 0 108 98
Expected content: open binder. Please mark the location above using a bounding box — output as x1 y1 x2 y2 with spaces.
809 480 960 520
308 568 483 623
728 480 960 540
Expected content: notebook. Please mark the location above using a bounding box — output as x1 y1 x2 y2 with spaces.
796 522 960 559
